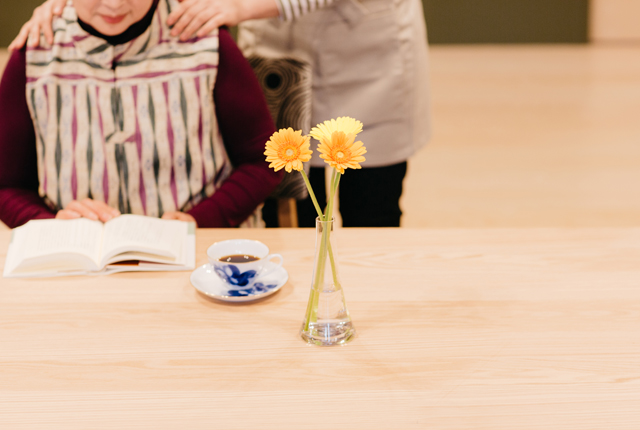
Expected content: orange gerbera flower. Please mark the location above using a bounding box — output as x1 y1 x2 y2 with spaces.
264 128 312 173
317 131 367 174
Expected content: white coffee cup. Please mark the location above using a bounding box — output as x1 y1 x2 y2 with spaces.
206 239 283 288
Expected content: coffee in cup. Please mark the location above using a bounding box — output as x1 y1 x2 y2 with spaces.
207 239 283 288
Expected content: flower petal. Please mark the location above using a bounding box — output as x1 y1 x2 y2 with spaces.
264 127 313 173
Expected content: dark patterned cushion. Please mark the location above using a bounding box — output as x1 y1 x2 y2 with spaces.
248 56 312 200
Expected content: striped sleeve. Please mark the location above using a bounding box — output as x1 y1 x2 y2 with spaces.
277 0 334 21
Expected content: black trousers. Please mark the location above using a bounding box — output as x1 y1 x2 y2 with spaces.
296 161 408 227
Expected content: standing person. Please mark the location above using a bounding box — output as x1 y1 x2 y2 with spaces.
10 0 431 227
1 0 282 228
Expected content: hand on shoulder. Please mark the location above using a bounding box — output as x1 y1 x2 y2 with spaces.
9 0 280 50
167 0 279 41
8 0 66 51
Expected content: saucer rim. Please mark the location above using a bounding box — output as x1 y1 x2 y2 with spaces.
190 262 288 302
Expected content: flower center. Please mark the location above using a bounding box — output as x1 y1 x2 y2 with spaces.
336 151 344 159
279 144 300 161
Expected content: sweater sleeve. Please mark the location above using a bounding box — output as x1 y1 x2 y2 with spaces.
0 49 56 229
186 28 282 227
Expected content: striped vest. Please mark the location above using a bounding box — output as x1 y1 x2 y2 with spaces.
25 0 231 218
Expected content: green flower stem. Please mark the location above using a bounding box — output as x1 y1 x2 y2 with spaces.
326 235 339 287
302 169 333 331
325 172 341 286
324 170 339 222
304 219 330 330
332 171 341 199
302 170 342 332
300 169 324 219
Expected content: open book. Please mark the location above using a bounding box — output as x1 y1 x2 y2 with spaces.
3 215 195 278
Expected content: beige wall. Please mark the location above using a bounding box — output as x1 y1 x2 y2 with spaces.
591 0 640 42
0 0 43 48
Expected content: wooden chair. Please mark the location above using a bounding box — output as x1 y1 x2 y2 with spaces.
276 198 298 228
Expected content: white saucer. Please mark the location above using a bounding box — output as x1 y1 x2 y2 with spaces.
190 262 288 302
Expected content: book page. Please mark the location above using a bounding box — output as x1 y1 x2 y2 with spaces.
8 218 103 273
101 215 187 265
103 224 195 274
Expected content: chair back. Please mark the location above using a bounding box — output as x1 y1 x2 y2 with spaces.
248 56 314 227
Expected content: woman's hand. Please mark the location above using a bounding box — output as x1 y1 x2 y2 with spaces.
56 199 121 222
168 0 245 41
10 0 280 48
167 0 279 41
8 0 66 51
161 211 198 225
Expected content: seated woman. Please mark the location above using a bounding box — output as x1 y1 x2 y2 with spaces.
0 0 282 228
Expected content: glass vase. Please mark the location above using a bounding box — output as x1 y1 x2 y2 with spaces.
300 217 355 346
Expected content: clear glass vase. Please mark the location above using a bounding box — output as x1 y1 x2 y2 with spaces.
300 218 355 346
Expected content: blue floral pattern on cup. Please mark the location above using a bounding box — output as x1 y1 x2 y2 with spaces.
213 264 257 287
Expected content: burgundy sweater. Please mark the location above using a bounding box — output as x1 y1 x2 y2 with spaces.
0 28 281 228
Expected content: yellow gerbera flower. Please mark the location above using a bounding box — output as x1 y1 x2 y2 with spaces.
264 128 313 173
317 131 367 174
310 117 363 144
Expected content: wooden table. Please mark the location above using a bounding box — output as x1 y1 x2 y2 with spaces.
1 228 639 429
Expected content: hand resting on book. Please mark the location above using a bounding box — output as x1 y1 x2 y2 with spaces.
56 199 196 226
56 199 121 223
161 211 197 226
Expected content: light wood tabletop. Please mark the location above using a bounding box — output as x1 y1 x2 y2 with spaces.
1 227 639 429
